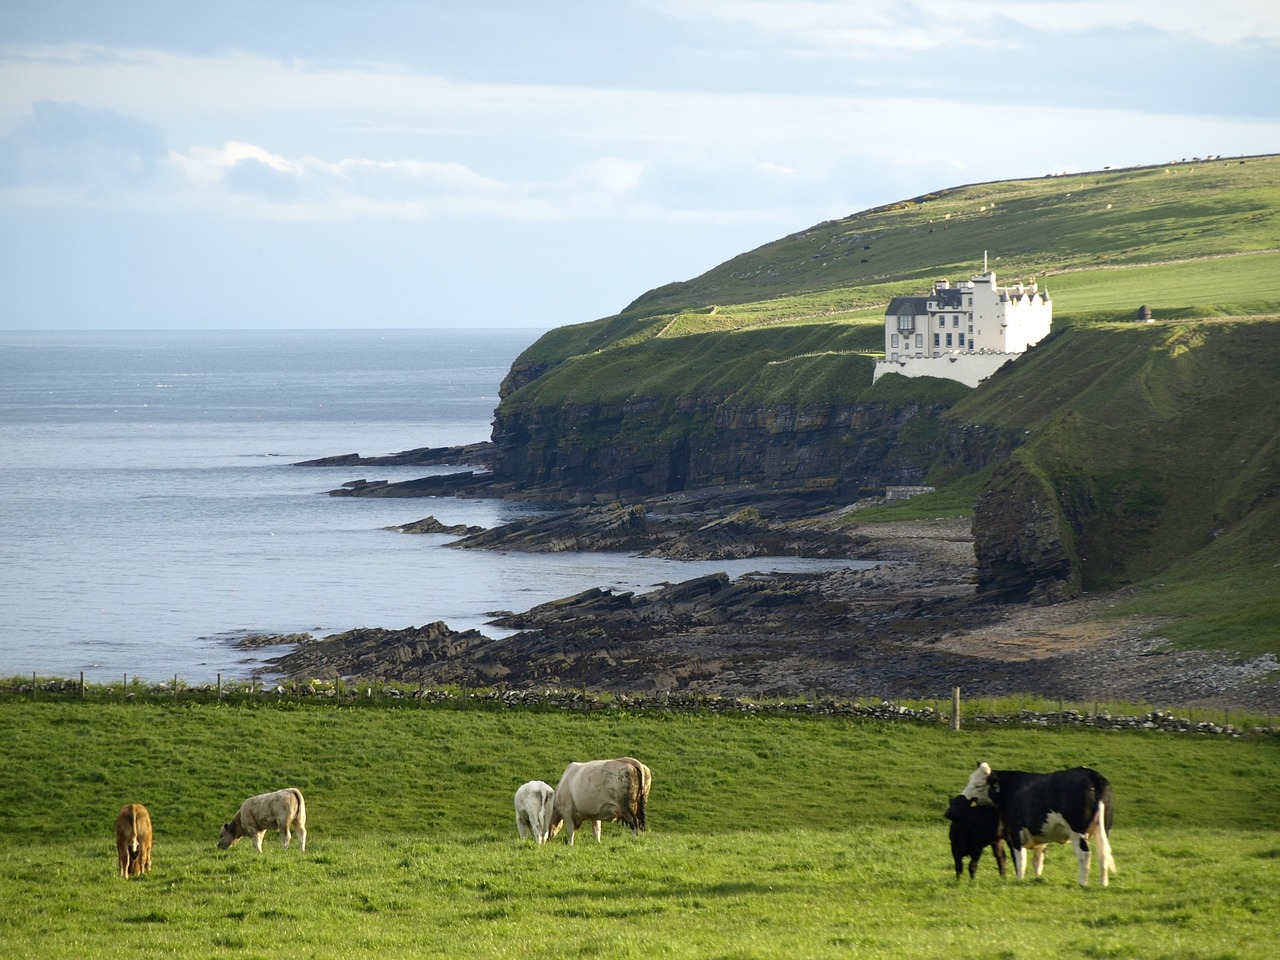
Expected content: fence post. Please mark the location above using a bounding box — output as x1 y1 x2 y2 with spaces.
217 673 222 700
951 687 961 731
31 671 36 699
80 671 85 699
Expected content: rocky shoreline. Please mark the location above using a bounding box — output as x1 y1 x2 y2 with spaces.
264 466 1280 713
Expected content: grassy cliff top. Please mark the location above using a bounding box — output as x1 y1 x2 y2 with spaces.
506 155 1280 408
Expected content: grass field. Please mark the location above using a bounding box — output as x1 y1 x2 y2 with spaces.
2 700 1277 959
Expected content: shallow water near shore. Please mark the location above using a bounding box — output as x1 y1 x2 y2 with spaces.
1 329 865 684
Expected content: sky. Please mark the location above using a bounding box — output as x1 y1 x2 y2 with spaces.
1 1 1277 330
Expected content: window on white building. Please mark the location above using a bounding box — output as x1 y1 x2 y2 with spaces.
891 334 899 348
946 333 953 347
959 334 965 347
915 334 923 348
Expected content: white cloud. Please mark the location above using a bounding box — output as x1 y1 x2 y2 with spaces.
648 0 1280 49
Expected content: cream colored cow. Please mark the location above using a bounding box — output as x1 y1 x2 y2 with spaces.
218 788 307 853
514 780 555 843
549 757 651 845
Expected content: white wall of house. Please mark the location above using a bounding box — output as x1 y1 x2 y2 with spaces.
871 352 1016 388
879 270 1051 386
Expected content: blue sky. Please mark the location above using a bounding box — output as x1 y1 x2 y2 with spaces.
2 1 1277 330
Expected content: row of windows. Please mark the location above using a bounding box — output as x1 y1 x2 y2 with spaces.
933 333 966 347
937 314 974 328
889 333 925 348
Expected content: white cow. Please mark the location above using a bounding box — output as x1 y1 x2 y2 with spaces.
549 757 651 845
218 787 308 853
514 780 555 843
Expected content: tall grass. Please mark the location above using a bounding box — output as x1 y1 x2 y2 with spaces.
2 700 1277 959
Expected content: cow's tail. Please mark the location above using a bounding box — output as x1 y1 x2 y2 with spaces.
130 806 139 853
1093 800 1116 881
1091 775 1116 885
289 788 307 827
635 768 648 833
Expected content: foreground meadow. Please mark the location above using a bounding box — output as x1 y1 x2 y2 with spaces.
1 699 1277 959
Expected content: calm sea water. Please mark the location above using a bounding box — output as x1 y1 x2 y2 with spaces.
0 329 864 684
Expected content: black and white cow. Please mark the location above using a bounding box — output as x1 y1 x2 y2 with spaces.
962 761 1116 887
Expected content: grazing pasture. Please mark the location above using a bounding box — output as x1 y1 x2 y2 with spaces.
0 699 1277 959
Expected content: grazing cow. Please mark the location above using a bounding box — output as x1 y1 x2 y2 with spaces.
115 803 153 878
944 794 1007 880
218 787 307 853
548 757 651 845
514 780 555 843
962 761 1116 887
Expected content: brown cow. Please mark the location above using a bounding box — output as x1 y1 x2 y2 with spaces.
115 803 152 878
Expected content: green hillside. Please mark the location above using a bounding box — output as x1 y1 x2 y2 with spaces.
498 155 1280 658
504 157 1280 410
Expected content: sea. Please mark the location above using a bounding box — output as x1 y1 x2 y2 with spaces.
0 329 866 685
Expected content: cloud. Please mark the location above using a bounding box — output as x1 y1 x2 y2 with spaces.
0 99 165 189
649 0 1280 49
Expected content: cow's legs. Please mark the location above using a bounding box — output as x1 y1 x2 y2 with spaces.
252 830 265 853
296 822 307 852
516 812 530 840
591 820 602 842
1031 845 1046 877
1011 844 1028 879
1072 832 1092 887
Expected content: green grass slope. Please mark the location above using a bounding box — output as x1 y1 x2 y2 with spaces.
948 318 1280 654
2 700 1278 959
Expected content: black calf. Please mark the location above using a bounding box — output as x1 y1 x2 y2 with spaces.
945 794 1007 880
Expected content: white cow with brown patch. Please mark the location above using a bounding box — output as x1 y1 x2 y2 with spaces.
549 757 651 845
514 780 555 843
218 788 307 853
115 803 152 878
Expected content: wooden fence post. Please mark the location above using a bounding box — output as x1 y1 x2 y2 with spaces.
951 687 961 731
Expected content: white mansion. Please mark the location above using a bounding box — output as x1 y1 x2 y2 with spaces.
872 269 1052 388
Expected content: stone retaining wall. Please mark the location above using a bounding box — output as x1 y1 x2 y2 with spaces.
6 676 1273 738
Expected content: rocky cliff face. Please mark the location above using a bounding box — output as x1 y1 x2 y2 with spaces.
489 395 963 502
973 456 1081 604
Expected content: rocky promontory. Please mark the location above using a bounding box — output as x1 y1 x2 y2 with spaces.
254 500 1280 713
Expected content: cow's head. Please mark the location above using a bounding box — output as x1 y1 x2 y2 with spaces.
944 794 980 821
961 761 995 804
217 822 240 849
